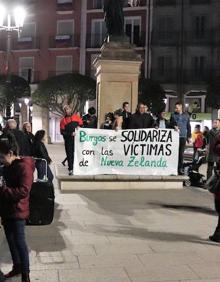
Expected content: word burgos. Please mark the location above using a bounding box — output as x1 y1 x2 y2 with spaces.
79 130 107 146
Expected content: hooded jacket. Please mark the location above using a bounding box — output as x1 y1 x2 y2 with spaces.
60 114 83 138
0 157 35 220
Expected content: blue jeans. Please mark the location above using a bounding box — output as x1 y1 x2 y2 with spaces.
36 160 54 182
3 219 29 273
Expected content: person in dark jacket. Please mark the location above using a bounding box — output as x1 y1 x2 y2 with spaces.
60 105 83 175
83 107 97 129
22 122 34 156
32 130 54 182
0 133 34 282
202 126 210 149
209 135 220 243
3 119 31 156
129 102 154 129
207 120 220 180
102 112 113 130
170 102 191 175
121 102 131 130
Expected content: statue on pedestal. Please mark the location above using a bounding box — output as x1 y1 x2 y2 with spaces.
103 0 125 37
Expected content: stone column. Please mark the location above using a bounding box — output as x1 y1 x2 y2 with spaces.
94 38 142 128
20 103 28 129
32 105 50 143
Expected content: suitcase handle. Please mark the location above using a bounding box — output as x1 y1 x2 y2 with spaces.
33 158 48 182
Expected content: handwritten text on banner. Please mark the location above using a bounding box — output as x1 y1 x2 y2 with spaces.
74 129 179 176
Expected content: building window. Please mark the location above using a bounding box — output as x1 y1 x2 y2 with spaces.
56 20 74 45
19 57 34 83
57 0 72 3
56 56 72 75
125 17 141 45
158 56 173 77
157 16 174 40
193 16 207 39
92 0 104 9
57 20 74 36
18 23 36 41
91 20 107 48
191 56 206 79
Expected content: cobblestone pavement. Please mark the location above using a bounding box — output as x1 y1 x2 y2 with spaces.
0 144 220 282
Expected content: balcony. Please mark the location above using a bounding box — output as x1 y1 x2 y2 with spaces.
152 30 214 47
57 0 74 11
151 68 215 84
12 37 40 50
184 30 214 46
87 0 146 10
155 0 176 6
87 32 145 48
151 31 179 46
49 34 79 48
151 69 177 84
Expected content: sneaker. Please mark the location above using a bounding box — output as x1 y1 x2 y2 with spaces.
68 170 73 176
61 161 66 166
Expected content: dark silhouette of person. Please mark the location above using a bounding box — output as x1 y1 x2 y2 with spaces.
103 0 125 36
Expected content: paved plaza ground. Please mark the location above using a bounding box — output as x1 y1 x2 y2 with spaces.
0 144 220 282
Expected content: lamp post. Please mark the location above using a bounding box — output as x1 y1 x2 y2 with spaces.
0 4 26 118
24 97 30 122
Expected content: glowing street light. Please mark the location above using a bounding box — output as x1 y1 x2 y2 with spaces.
0 3 26 118
0 4 26 32
13 7 26 30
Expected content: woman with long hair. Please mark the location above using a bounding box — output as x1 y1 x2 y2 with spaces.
32 130 54 182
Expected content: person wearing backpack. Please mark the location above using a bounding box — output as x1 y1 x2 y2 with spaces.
192 124 203 161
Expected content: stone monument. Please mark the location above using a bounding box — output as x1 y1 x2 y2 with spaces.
93 0 142 128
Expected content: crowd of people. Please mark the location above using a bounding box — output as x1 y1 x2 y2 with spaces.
0 119 53 183
60 101 191 176
1 101 220 282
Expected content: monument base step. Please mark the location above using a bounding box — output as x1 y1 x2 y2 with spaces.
55 165 188 192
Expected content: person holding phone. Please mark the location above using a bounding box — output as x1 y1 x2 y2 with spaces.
0 133 34 282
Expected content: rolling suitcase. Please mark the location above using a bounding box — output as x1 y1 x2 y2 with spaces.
27 158 55 226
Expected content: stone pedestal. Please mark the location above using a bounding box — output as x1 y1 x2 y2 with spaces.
94 38 142 128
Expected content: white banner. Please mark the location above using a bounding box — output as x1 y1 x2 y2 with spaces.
74 129 179 176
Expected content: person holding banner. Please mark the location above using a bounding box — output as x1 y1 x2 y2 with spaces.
112 109 123 131
129 102 154 129
60 105 83 176
122 102 131 130
170 102 191 175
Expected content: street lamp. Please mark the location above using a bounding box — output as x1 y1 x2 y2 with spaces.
0 3 26 118
24 97 30 122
